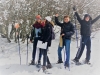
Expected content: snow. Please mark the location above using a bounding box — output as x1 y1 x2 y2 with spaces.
0 28 100 75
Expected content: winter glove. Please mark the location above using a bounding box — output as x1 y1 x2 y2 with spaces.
30 40 33 43
42 40 45 43
73 6 77 11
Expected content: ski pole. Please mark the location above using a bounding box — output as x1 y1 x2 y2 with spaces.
26 34 29 65
17 33 21 65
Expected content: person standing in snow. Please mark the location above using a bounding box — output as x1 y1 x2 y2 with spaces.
40 16 53 71
73 6 100 64
55 14 75 68
30 15 44 65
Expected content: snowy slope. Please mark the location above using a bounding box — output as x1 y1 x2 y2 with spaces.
0 29 100 75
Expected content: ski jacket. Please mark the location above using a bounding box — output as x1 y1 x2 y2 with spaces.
55 17 75 40
75 12 100 36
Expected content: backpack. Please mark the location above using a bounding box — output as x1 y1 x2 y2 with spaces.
51 27 55 40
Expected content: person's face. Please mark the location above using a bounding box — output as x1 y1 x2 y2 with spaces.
85 17 90 22
64 17 70 23
37 19 41 23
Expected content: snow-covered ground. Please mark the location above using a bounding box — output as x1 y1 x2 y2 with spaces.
0 29 100 75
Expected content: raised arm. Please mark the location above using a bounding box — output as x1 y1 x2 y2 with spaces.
74 12 82 24
91 15 100 24
55 14 63 27
73 6 82 25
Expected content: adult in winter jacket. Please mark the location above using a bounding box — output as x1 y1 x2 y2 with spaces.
40 16 52 71
30 15 44 65
55 14 75 68
73 7 100 64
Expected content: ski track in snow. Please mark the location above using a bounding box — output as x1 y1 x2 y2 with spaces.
0 30 100 75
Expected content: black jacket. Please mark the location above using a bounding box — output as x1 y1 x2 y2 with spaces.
41 22 52 47
55 17 75 40
75 12 100 36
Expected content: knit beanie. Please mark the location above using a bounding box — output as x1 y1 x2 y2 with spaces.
45 16 51 22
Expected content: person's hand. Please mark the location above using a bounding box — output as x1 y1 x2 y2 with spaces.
30 40 33 43
55 14 59 17
61 34 65 36
73 5 77 11
42 41 45 43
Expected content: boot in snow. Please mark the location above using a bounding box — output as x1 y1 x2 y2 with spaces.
29 60 35 65
84 59 91 65
46 64 52 69
56 59 63 64
42 66 47 72
72 59 81 65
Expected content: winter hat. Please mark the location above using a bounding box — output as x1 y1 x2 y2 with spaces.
36 15 41 20
45 16 51 22
84 14 90 19
84 14 92 21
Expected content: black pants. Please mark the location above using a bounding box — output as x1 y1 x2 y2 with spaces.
39 48 51 66
32 37 40 61
75 36 91 61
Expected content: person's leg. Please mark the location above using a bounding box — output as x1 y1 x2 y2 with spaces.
74 36 86 62
38 48 42 64
64 39 71 67
43 49 48 66
46 55 52 69
57 45 64 63
36 49 43 68
47 56 51 64
86 36 91 63
30 37 38 65
42 48 48 71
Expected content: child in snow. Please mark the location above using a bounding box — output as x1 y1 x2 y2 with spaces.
30 15 44 65
55 14 75 68
73 6 100 65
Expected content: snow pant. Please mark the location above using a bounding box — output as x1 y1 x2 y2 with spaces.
75 36 91 62
32 37 41 61
58 39 71 65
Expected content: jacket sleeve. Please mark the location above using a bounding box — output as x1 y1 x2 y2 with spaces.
55 17 63 27
75 12 82 25
30 27 35 41
91 15 100 24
